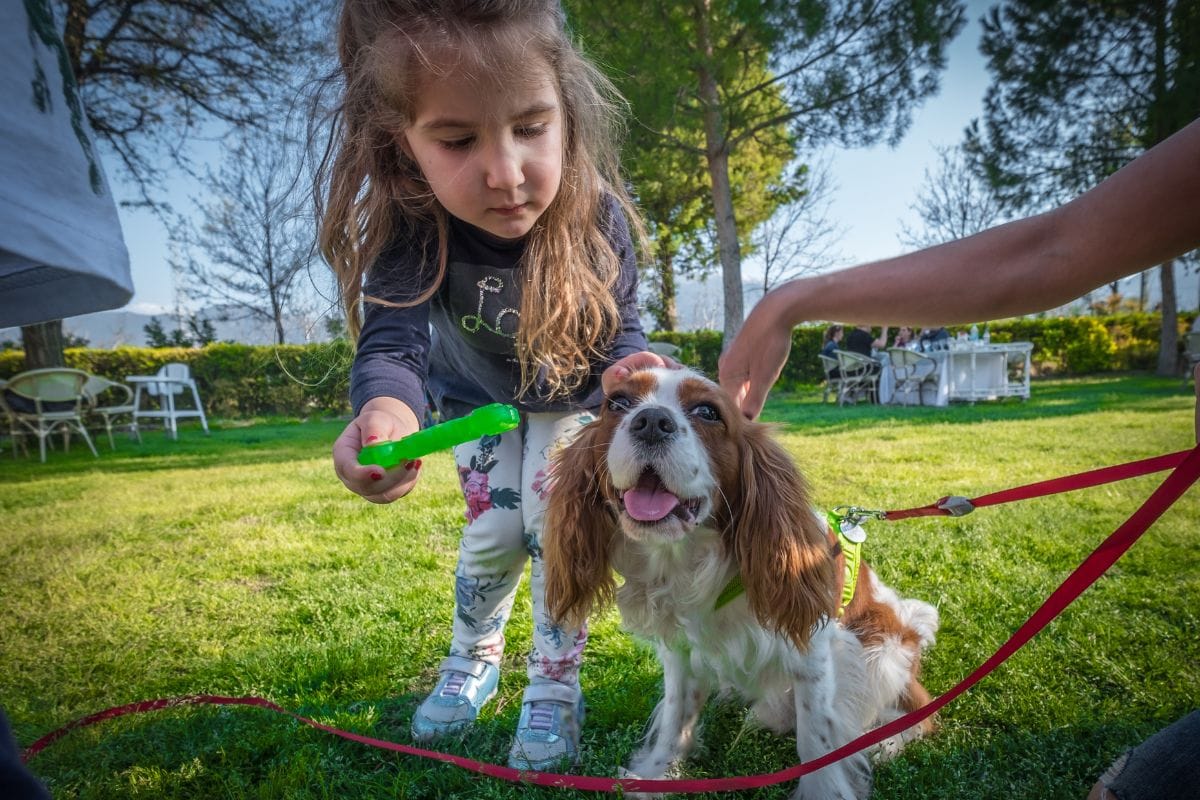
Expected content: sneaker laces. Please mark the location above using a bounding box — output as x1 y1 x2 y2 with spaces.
439 671 468 698
526 701 557 733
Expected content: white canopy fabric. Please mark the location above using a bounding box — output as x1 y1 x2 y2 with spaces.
0 1 131 328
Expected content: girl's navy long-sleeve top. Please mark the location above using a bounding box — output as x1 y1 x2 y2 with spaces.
350 198 648 422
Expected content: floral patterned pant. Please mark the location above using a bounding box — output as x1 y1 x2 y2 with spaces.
448 409 595 689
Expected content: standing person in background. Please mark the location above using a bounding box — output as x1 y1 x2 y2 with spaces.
320 0 652 772
717 118 1200 800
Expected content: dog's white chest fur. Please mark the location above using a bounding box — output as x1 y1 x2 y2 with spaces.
613 526 830 698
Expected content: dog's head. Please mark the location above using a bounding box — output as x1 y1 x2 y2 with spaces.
544 367 835 649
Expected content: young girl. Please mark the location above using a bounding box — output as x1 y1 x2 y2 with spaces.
318 0 651 773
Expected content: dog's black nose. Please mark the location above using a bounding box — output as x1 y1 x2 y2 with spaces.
629 407 677 444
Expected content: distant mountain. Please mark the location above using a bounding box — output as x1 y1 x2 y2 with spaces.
0 307 334 348
4 267 1194 349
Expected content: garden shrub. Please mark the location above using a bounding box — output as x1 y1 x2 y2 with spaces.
0 310 1192 418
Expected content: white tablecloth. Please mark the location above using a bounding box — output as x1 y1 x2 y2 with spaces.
879 343 1033 406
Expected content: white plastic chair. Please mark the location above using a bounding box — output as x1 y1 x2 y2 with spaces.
83 374 141 449
2 368 99 462
886 347 936 406
129 362 209 440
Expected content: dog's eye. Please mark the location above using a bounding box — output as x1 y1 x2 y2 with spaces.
689 403 721 423
608 394 634 413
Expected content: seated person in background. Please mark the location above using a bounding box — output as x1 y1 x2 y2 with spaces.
820 324 844 359
819 324 844 379
919 326 950 350
844 324 886 373
892 325 916 349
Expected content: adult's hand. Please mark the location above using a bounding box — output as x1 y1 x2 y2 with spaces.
601 350 677 396
332 397 423 504
718 291 796 420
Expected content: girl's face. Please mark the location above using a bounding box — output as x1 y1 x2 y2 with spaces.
403 64 564 240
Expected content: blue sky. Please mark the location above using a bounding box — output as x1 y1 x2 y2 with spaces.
113 3 998 316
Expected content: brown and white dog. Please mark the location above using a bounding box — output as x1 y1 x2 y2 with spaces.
544 367 938 799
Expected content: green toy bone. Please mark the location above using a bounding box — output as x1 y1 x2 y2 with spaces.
357 403 520 469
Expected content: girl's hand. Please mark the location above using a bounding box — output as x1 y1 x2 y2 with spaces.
333 398 423 503
601 350 680 396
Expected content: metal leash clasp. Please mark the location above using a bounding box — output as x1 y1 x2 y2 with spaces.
831 505 887 528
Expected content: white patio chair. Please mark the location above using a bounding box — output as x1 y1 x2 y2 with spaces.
886 347 936 406
2 368 99 462
818 354 844 403
834 350 880 406
83 374 141 449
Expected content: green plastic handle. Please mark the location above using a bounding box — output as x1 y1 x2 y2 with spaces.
357 403 520 469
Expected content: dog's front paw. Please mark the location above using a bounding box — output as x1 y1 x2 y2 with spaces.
792 753 871 800
625 749 680 780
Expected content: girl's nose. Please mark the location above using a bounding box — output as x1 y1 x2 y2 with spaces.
484 140 524 190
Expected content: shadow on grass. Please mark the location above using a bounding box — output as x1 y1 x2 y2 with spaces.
0 418 348 484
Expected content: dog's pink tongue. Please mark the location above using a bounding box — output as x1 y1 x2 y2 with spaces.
624 473 680 521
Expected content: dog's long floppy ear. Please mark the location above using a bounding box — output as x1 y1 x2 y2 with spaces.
543 419 619 629
729 423 836 650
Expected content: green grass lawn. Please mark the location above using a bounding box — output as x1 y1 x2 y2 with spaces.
2 374 1197 799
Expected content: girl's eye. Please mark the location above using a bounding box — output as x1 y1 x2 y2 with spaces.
689 403 721 423
608 394 633 414
440 136 474 151
515 123 547 139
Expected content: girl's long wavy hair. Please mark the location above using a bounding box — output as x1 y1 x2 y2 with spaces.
313 0 645 400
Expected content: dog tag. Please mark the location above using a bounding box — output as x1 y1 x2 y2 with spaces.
839 521 867 544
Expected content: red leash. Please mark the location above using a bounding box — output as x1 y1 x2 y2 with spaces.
884 449 1193 520
23 445 1200 794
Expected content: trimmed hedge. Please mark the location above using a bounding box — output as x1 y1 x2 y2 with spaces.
0 341 353 418
1 311 1193 418
649 311 1197 389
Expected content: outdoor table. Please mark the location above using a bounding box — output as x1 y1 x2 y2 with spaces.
879 342 1033 406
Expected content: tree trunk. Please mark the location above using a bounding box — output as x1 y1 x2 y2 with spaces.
655 237 678 332
20 320 66 369
694 0 743 344
707 147 744 343
1156 260 1178 376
